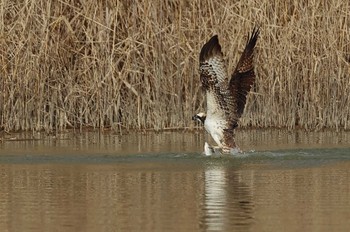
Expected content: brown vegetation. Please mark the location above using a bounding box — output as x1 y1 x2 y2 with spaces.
0 0 349 132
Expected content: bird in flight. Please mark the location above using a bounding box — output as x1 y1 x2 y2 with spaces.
193 27 260 155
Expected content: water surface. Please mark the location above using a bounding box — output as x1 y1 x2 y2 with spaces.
0 129 350 231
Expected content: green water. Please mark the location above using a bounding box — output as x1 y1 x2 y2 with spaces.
0 130 350 232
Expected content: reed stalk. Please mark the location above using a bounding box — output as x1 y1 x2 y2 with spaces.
0 0 349 132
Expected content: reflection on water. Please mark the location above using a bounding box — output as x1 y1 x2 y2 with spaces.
203 169 229 231
202 168 253 231
0 130 350 231
1 161 349 232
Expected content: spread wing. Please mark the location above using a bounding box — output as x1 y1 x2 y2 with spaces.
228 27 260 120
199 35 230 119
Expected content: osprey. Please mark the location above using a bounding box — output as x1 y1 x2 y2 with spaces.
193 27 260 155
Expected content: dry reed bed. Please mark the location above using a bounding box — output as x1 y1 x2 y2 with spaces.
0 0 349 132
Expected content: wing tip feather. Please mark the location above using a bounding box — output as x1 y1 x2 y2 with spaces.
199 35 222 62
246 26 260 49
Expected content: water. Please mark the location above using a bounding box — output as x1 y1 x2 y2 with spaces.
0 129 350 232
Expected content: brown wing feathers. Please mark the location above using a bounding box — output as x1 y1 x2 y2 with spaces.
199 35 222 62
199 35 224 90
199 35 231 117
229 27 260 117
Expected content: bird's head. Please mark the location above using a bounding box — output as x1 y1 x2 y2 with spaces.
192 112 206 124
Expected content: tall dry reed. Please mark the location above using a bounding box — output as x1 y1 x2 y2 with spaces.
0 0 349 132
